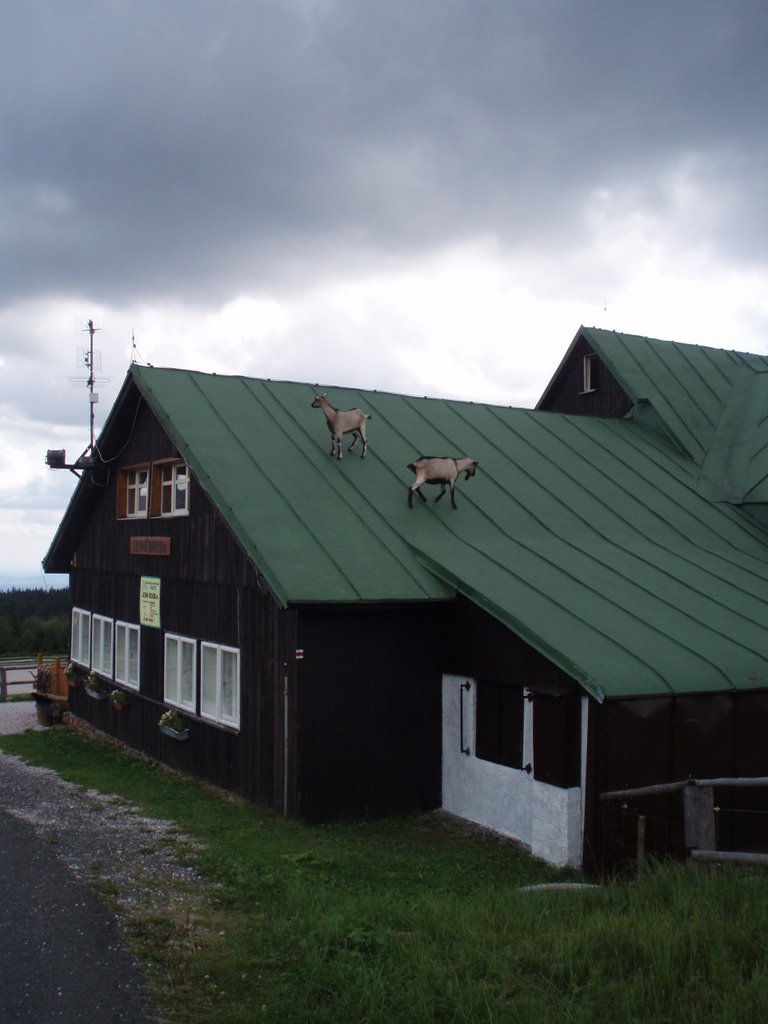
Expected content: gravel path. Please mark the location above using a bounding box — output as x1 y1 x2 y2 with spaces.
0 702 206 1023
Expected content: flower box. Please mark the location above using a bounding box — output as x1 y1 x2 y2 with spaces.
85 686 107 701
160 724 189 741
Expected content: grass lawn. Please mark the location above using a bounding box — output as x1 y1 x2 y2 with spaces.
2 726 768 1023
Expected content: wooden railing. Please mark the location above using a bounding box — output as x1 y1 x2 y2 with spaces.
0 655 69 700
600 777 768 869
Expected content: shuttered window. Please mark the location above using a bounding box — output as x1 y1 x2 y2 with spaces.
475 679 524 768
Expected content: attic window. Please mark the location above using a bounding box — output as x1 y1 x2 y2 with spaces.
581 353 599 394
118 465 150 519
151 460 190 517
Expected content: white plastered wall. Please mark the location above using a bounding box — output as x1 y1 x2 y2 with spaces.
441 674 585 868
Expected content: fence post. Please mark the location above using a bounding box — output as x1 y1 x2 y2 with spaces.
683 784 716 852
0 667 6 700
637 814 646 875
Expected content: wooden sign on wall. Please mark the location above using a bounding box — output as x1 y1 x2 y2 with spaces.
130 536 171 556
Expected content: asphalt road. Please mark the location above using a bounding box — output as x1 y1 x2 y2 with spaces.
0 704 157 1023
0 813 154 1023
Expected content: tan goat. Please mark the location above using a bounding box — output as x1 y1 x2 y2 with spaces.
407 456 478 509
311 393 371 459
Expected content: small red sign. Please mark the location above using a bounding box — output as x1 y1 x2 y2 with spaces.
295 649 304 660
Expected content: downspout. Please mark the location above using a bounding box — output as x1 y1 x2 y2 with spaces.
283 662 289 816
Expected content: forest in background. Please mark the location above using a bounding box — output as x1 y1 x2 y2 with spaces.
0 587 71 657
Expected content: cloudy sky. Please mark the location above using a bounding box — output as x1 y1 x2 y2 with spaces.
3 0 768 583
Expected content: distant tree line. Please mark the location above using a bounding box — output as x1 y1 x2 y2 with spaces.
0 587 71 658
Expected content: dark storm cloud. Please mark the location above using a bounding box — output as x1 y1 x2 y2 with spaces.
3 0 767 306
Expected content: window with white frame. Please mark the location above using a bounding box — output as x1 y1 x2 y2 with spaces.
126 466 149 517
155 461 190 516
115 621 140 689
164 634 197 711
91 614 114 677
71 608 91 666
201 642 240 728
582 353 599 394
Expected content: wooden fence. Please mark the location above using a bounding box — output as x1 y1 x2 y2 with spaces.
600 777 768 871
0 655 68 700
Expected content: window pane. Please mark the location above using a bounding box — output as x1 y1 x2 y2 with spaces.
115 624 126 678
127 629 139 687
175 466 188 511
116 623 140 689
93 616 113 676
201 645 218 718
72 609 91 666
165 637 179 703
180 641 195 707
83 615 90 664
220 650 238 723
137 469 149 512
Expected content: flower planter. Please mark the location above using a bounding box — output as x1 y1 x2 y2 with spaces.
110 699 129 712
33 694 66 725
85 687 108 701
67 677 82 688
160 725 189 742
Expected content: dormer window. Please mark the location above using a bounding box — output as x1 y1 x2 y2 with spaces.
581 353 599 394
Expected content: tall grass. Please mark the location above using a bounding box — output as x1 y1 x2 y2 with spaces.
2 728 767 1023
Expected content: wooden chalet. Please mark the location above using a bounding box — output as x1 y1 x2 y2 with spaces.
44 327 768 871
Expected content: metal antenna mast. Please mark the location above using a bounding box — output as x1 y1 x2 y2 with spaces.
84 318 100 452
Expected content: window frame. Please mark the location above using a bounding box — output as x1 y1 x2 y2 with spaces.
164 633 197 712
581 352 599 394
71 608 91 667
91 613 114 678
151 460 191 518
115 620 141 690
118 464 150 519
200 641 240 729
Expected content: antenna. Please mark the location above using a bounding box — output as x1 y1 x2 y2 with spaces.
84 319 99 452
49 318 111 475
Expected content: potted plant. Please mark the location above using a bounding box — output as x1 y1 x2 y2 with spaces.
159 708 189 741
34 697 66 725
65 663 82 687
109 688 129 711
85 672 107 700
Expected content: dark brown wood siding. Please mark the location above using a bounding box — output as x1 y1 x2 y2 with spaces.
537 334 633 418
591 691 768 871
294 604 444 821
69 568 285 805
65 399 287 806
443 596 581 786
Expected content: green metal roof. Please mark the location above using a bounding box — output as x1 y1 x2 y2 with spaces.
125 360 768 702
580 328 768 506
